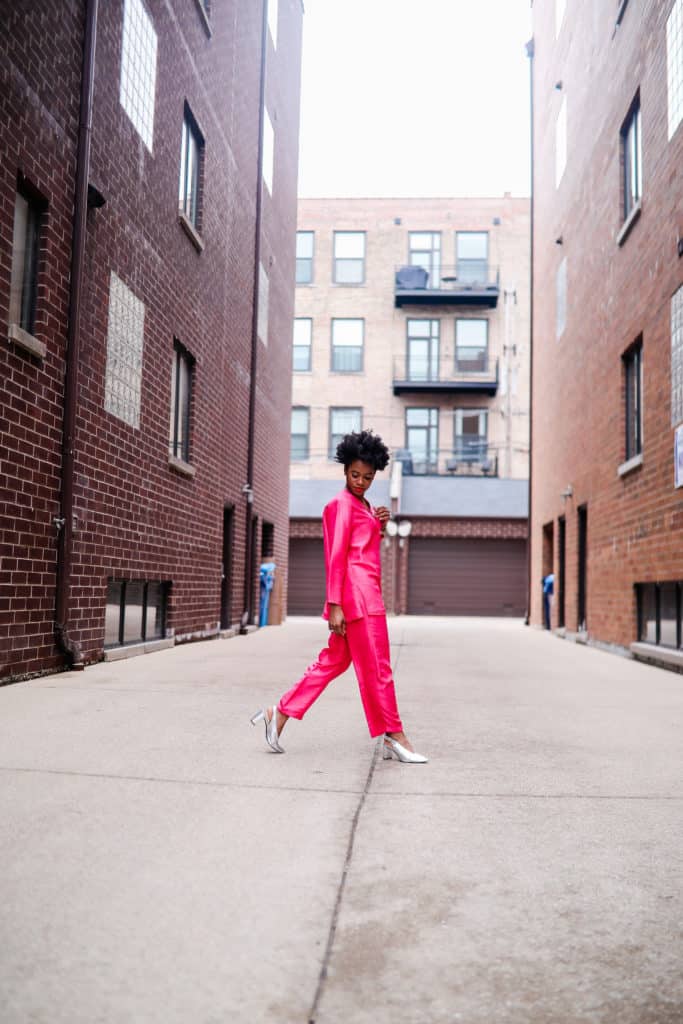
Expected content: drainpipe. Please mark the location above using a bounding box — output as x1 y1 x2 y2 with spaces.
54 0 99 668
524 35 535 626
240 0 269 633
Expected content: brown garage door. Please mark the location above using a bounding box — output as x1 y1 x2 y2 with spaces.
408 538 527 616
287 538 325 615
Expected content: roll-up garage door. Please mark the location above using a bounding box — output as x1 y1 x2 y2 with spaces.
407 538 526 616
287 538 325 615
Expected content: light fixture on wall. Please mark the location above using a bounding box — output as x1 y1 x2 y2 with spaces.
397 520 412 547
560 485 573 500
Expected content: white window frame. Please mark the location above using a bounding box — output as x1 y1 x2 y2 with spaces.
667 0 683 140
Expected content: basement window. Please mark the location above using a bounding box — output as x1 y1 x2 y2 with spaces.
105 579 169 647
636 581 682 649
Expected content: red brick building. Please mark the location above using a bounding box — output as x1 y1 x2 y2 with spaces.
1 0 303 681
529 0 683 668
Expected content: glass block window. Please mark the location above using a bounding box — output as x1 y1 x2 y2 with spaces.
667 0 683 140
621 97 642 220
169 340 193 462
293 318 312 372
329 407 362 458
9 190 42 335
120 0 158 151
623 338 643 460
179 107 203 228
555 0 566 36
104 272 145 429
333 231 365 284
267 0 278 47
456 319 488 372
291 407 310 460
672 285 683 426
331 318 363 372
258 263 269 346
637 581 682 649
456 232 488 284
556 95 567 188
262 107 274 194
556 258 567 339
296 231 314 284
105 579 168 647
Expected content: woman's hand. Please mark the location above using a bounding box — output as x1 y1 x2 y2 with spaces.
374 506 390 532
328 603 346 637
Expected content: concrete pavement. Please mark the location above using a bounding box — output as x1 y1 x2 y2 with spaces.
0 617 682 1024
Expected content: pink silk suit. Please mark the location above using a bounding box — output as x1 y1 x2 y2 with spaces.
278 487 403 737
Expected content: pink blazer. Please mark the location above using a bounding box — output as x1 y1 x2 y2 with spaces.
322 488 385 622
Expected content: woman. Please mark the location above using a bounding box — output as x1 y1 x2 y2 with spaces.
251 430 427 764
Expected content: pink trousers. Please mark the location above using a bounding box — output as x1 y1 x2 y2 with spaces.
278 614 403 738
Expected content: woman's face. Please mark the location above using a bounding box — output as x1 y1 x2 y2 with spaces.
345 460 376 498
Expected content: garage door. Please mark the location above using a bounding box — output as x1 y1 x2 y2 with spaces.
287 538 325 615
407 538 527 616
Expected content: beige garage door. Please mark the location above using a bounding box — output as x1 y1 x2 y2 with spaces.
408 538 527 616
287 538 325 615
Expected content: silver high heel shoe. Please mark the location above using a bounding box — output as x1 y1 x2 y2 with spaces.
383 735 428 764
250 706 285 753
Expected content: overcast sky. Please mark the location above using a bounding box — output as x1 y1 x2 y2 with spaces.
297 0 533 198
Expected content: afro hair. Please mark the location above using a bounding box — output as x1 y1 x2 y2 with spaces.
335 429 390 471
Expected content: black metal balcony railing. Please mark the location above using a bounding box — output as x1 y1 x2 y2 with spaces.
393 445 498 477
394 264 500 308
392 357 499 396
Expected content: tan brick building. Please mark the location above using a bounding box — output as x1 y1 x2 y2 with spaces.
288 196 531 617
529 0 683 668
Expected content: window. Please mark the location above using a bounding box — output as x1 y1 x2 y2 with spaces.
120 0 158 151
267 0 278 47
257 263 269 346
637 582 682 649
667 0 683 140
409 232 441 288
456 319 488 372
329 407 362 458
555 0 566 36
454 409 488 463
104 272 145 429
169 340 193 462
621 97 642 220
405 408 438 474
623 339 643 461
672 285 683 426
456 232 488 284
291 407 310 460
105 579 168 647
293 318 312 371
261 521 274 559
556 95 567 188
331 318 363 372
178 106 203 229
333 231 365 284
9 189 43 336
296 231 314 284
556 257 567 339
407 319 439 381
262 107 274 194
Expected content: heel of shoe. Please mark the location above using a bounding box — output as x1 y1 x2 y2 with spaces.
382 745 393 760
250 710 265 726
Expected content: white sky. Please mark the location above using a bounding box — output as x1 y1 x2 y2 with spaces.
297 0 533 198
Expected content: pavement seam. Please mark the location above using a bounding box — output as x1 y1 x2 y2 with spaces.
307 739 380 1024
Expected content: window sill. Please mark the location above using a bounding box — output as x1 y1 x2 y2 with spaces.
332 282 366 288
179 212 205 252
104 636 175 661
631 642 683 674
616 200 641 247
192 0 212 37
8 322 46 359
169 455 196 477
617 452 643 478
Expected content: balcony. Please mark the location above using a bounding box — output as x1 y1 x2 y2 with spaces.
392 356 499 396
394 444 499 478
394 264 500 308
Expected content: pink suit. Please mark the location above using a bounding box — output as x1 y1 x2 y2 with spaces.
278 487 403 737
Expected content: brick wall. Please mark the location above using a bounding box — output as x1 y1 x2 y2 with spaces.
530 0 683 647
0 0 303 680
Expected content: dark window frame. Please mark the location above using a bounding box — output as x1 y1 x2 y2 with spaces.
623 336 643 461
104 579 169 648
621 92 642 223
10 178 46 337
636 582 682 650
179 102 205 231
170 339 194 463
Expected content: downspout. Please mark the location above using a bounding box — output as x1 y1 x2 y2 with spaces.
55 0 99 668
524 34 535 626
240 0 269 633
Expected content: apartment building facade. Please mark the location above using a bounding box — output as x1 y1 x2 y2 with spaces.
529 0 683 667
1 0 303 681
289 196 530 617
